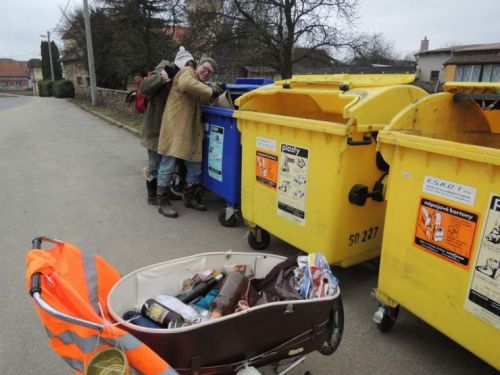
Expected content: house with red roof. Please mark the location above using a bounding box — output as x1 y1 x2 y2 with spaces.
0 59 31 90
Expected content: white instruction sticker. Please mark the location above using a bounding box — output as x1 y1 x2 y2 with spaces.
256 137 276 152
423 176 477 206
277 143 309 225
464 194 500 328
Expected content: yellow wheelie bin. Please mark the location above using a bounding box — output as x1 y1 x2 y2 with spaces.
373 82 500 370
234 74 427 267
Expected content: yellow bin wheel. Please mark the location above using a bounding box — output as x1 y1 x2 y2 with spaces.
248 227 271 250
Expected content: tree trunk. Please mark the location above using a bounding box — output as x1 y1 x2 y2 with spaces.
281 44 293 79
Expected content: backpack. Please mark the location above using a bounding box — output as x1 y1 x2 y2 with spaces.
125 77 149 114
134 85 148 114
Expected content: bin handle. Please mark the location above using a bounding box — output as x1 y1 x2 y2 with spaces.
347 135 372 146
453 93 500 110
453 93 500 102
29 236 104 330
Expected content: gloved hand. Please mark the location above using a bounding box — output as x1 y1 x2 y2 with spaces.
211 83 225 99
160 70 170 82
215 82 226 91
163 65 177 80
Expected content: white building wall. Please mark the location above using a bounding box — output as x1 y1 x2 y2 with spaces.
417 54 451 81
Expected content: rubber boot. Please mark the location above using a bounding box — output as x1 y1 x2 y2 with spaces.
146 178 158 205
184 184 207 211
157 186 178 218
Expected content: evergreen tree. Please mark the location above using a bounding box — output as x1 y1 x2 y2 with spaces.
61 1 176 89
40 41 64 80
51 41 63 80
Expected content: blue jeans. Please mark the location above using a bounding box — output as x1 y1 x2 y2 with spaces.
147 149 162 178
158 155 202 187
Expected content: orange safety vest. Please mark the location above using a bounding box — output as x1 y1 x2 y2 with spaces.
26 239 178 375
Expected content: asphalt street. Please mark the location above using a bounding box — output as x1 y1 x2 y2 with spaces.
0 95 496 374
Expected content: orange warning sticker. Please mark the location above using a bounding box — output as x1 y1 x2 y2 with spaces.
256 151 278 189
414 197 478 268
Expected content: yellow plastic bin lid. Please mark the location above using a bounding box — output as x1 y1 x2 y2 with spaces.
278 73 417 88
444 81 500 94
379 81 500 165
235 73 425 133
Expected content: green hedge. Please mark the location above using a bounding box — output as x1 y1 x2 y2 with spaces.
53 80 75 98
38 80 54 97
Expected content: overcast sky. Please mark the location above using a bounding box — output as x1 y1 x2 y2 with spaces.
1 0 499 61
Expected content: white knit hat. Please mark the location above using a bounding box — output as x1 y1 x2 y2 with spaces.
174 46 194 69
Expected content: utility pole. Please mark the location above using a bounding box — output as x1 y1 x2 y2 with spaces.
83 0 97 106
41 31 55 81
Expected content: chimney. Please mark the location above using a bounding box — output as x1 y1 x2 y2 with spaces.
420 36 429 52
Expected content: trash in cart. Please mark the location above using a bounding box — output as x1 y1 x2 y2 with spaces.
122 253 338 330
27 237 344 374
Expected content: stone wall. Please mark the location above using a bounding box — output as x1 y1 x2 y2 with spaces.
74 85 141 117
74 85 90 99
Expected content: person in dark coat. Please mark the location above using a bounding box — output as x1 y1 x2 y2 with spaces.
140 46 194 206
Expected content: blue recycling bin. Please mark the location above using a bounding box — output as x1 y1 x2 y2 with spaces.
202 78 273 227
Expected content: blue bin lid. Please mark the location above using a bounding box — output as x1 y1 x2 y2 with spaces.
202 105 234 117
226 84 262 92
234 78 274 85
226 78 273 99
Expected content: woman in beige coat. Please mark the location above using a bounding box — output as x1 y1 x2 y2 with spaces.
156 58 222 218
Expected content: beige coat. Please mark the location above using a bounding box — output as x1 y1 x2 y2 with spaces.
157 67 213 161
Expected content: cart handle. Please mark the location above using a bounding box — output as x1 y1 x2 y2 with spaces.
32 236 64 249
29 237 104 331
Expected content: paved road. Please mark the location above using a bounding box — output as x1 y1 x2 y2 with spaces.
0 96 495 375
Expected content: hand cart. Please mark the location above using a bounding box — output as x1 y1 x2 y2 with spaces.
27 237 343 374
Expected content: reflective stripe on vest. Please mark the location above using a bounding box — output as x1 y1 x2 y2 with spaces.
82 250 99 314
44 326 177 374
45 326 142 354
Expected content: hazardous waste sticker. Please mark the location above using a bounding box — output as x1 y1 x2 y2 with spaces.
256 151 278 189
414 198 478 267
464 194 500 327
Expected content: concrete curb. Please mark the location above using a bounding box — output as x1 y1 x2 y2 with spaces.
70 100 141 137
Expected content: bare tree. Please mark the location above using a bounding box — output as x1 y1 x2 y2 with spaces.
187 0 358 79
233 0 358 78
347 33 397 66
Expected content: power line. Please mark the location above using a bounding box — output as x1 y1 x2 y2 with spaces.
50 0 74 33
